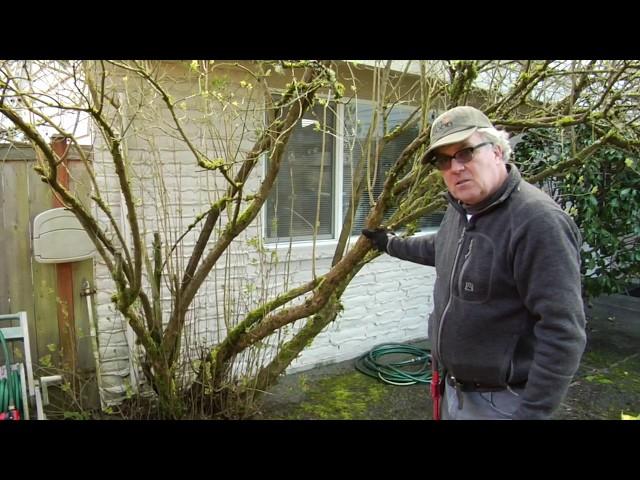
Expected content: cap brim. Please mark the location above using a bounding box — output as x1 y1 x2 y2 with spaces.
420 127 478 164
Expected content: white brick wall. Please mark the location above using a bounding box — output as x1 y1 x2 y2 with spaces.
89 63 436 404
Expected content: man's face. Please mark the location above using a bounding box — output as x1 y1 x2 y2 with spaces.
435 133 507 206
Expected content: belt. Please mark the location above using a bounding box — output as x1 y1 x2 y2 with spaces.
447 375 507 392
446 374 526 410
446 374 526 393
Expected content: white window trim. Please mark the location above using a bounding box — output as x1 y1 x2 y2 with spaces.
334 101 345 242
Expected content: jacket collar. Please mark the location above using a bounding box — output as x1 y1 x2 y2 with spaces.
447 163 522 217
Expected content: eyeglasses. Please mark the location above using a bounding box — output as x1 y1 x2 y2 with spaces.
432 142 494 171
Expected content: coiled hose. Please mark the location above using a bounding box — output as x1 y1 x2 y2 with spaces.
0 330 23 418
355 343 432 386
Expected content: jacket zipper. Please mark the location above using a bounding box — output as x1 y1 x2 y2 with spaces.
435 226 467 365
457 239 475 295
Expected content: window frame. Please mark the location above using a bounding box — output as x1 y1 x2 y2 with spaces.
262 94 342 247
263 97 440 248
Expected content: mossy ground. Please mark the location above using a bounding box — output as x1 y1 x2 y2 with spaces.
288 372 386 420
554 346 640 420
255 295 640 421
255 366 432 420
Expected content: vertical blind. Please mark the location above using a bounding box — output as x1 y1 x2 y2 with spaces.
265 104 335 242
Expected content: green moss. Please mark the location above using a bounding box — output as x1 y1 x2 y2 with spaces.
554 347 640 419
278 371 388 420
554 116 576 127
580 350 640 395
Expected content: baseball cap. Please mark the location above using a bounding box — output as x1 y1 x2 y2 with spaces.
421 106 493 164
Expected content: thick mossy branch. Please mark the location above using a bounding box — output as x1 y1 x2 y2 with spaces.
448 60 479 105
244 264 365 398
204 278 321 388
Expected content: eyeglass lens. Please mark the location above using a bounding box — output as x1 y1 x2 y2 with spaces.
434 142 492 170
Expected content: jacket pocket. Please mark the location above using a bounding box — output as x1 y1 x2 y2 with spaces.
499 334 520 385
457 235 493 303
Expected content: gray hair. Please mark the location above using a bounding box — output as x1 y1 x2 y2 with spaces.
478 127 512 162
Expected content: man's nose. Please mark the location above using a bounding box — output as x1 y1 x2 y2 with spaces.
450 157 466 171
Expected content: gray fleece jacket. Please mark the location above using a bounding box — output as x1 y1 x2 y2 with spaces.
387 164 586 419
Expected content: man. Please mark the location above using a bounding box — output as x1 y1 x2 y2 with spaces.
362 106 586 420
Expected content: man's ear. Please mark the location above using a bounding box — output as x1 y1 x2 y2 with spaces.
494 144 504 162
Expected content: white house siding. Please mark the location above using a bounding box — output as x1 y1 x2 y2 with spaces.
89 62 435 405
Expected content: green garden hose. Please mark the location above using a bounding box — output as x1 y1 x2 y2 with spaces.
0 330 23 418
355 343 432 386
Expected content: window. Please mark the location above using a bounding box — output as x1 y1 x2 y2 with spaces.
265 99 443 244
265 104 335 242
342 102 443 235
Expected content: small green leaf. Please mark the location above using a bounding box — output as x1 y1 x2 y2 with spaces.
621 412 640 420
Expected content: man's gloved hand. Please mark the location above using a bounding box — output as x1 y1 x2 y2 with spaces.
361 228 392 253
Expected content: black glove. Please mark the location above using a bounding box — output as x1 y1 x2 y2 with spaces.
361 228 391 253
